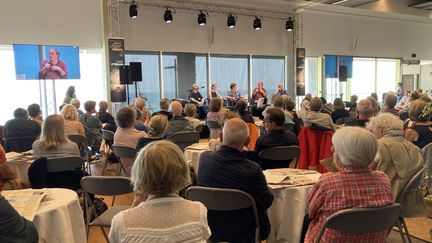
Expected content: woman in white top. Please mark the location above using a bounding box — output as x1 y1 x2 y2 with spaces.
60 104 85 136
109 140 211 243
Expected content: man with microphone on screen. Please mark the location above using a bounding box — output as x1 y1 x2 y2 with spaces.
38 48 68 79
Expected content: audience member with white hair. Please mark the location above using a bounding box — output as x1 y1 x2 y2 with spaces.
304 127 393 242
189 84 205 105
184 103 204 129
303 97 335 131
109 140 211 242
298 93 312 118
61 104 85 136
152 98 173 120
367 113 426 217
136 115 168 151
165 101 194 138
97 100 115 125
198 118 274 242
382 93 399 116
336 99 374 127
134 97 150 125
70 98 84 116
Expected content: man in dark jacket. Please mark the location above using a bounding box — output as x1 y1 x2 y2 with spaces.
198 118 274 242
165 101 194 138
4 108 41 152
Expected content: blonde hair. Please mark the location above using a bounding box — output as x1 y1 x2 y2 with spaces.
148 115 168 137
332 127 378 168
134 97 146 110
38 114 68 150
131 140 190 196
184 103 197 117
61 104 78 121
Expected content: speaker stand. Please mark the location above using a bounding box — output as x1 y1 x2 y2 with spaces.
126 84 130 104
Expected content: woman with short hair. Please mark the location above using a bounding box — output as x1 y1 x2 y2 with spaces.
206 98 225 125
134 97 150 125
32 114 80 158
184 103 203 129
236 99 254 123
136 115 168 151
61 104 85 136
303 97 335 131
367 113 426 217
109 140 211 242
305 127 393 242
331 98 350 123
78 100 102 149
405 100 432 148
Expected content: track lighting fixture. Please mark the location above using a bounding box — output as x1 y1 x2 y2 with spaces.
164 7 174 23
286 17 294 32
198 11 208 26
129 1 137 19
227 14 236 28
253 17 262 30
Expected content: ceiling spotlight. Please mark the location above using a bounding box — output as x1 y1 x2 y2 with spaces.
253 17 262 30
227 14 236 28
286 17 294 32
129 1 137 19
198 11 207 26
164 7 174 23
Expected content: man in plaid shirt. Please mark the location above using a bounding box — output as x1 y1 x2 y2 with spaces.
304 127 393 243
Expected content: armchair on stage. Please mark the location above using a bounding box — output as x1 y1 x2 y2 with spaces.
297 126 333 173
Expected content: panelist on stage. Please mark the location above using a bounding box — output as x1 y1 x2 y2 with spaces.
274 83 287 96
189 84 205 105
226 83 244 105
208 83 222 99
252 80 267 106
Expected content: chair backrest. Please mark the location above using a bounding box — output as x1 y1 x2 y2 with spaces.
101 129 115 143
81 176 133 196
258 145 300 169
186 186 260 241
170 131 200 151
112 145 137 158
68 134 87 145
283 123 295 133
206 120 221 129
396 167 425 204
195 124 204 133
5 136 37 152
46 157 84 173
316 203 401 243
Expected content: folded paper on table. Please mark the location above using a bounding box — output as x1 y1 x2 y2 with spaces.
2 189 47 221
186 143 209 150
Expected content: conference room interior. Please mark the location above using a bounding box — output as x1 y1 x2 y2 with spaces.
1 0 432 242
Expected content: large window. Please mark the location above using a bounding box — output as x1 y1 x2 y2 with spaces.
351 58 376 100
305 57 319 97
376 59 398 102
210 55 248 98
125 52 160 111
162 54 177 100
195 54 207 93
252 56 285 97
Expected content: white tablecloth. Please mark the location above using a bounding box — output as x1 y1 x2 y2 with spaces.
265 169 321 243
34 188 86 243
184 142 210 174
6 152 34 183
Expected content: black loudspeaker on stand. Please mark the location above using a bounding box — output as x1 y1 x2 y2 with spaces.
338 65 347 82
130 62 142 98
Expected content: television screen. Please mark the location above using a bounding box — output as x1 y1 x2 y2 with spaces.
13 44 80 80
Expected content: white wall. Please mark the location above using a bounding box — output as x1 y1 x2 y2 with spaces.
0 0 104 48
358 0 432 18
420 64 432 91
302 7 432 60
119 5 293 55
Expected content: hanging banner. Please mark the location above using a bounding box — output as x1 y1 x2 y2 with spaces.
296 48 306 96
108 38 126 102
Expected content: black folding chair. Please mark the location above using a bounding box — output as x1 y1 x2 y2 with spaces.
170 131 200 151
258 145 300 169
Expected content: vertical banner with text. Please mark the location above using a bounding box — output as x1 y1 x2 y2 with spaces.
108 38 126 102
296 48 306 96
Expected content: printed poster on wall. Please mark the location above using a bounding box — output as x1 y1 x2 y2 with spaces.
296 48 306 96
108 38 126 102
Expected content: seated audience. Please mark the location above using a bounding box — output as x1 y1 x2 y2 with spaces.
331 98 350 123
136 115 168 151
303 97 335 131
208 111 240 152
4 108 41 151
371 92 379 102
255 108 298 167
382 93 399 116
198 118 274 242
282 96 298 119
346 94 358 112
61 104 85 136
252 80 267 104
134 98 150 125
405 100 432 149
236 99 254 123
336 99 374 127
367 113 426 217
319 97 333 116
262 95 294 124
367 96 380 116
398 90 410 106
109 140 210 242
206 98 225 125
305 127 393 242
0 195 38 242
71 98 84 116
152 98 173 120
79 100 102 149
166 101 194 138
32 114 80 158
0 145 17 191
184 103 203 129
27 103 43 126
130 106 148 133
97 100 115 125
189 84 205 105
298 93 312 118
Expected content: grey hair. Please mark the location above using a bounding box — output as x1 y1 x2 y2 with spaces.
366 113 403 135
332 127 378 168
222 118 249 148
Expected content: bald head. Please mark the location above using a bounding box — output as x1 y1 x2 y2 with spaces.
357 99 374 118
222 118 249 150
169 101 183 116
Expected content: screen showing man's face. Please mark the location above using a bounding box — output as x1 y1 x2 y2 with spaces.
49 49 59 62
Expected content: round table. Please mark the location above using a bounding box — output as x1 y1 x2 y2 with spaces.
34 188 86 243
6 153 34 183
184 142 210 174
